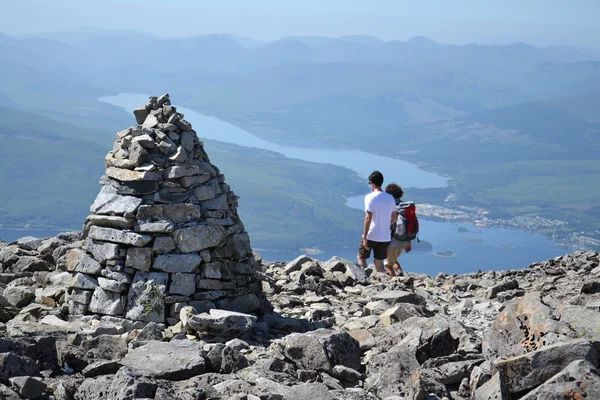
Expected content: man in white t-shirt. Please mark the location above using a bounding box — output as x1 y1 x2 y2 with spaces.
357 170 398 273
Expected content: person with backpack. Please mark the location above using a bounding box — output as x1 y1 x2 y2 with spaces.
384 183 418 276
357 171 398 273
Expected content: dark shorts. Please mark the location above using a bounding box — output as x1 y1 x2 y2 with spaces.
358 239 391 261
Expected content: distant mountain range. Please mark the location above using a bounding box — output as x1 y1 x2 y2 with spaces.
1 29 599 250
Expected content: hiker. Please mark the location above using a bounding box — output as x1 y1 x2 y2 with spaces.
357 171 398 273
384 183 412 276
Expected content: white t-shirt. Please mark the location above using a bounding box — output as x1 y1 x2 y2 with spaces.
364 190 396 242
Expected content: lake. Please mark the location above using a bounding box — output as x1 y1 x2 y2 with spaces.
60 93 571 275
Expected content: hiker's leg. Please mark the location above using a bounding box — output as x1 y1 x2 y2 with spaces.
373 241 390 273
374 258 385 273
385 247 396 276
357 239 371 267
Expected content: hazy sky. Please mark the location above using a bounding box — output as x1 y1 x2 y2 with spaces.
2 0 599 48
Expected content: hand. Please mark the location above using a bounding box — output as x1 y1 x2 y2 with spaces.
405 242 412 253
362 237 370 250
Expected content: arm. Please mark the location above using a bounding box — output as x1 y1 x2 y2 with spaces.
391 210 398 225
362 211 372 249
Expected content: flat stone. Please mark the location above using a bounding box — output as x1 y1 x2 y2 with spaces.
84 239 121 263
9 376 46 399
135 221 175 233
153 191 191 204
126 272 168 323
66 249 103 275
68 288 93 304
90 185 143 216
98 277 129 293
117 181 159 195
106 167 161 182
169 273 196 296
121 340 205 380
179 174 211 188
165 165 200 179
69 273 99 290
137 204 202 225
88 226 152 247
88 287 124 315
153 254 202 273
86 215 134 230
152 236 177 255
187 309 257 338
201 195 229 210
142 114 158 129
193 185 217 202
125 247 153 272
133 106 149 124
172 225 227 253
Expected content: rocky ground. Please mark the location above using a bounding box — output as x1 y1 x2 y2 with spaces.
1 233 600 399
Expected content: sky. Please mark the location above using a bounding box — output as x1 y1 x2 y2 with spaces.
2 0 599 48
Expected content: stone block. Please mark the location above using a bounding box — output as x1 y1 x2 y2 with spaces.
169 273 196 296
89 287 124 316
98 277 129 293
66 249 103 275
90 185 143 215
152 236 177 254
88 226 152 247
126 272 168 323
200 261 222 279
172 225 227 253
125 247 153 272
153 254 201 273
84 239 121 263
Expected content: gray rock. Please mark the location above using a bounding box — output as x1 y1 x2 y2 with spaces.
214 293 262 314
9 376 46 399
76 367 157 400
68 273 99 291
153 254 202 273
152 236 177 255
165 165 200 179
280 329 361 373
16 237 42 251
125 247 153 272
13 256 52 272
90 185 143 215
206 343 248 373
88 287 124 315
365 349 420 399
169 273 196 296
135 221 175 233
136 203 202 225
2 286 34 307
322 257 368 285
121 340 205 380
66 249 103 275
84 239 121 263
87 226 152 247
172 225 227 253
187 309 256 338
495 340 598 396
520 359 600 400
126 272 168 322
106 167 160 182
82 360 122 378
97 277 129 293
0 353 40 384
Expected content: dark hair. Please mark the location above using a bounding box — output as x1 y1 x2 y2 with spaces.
368 171 384 187
385 183 404 199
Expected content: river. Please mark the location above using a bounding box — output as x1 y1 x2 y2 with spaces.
32 93 564 275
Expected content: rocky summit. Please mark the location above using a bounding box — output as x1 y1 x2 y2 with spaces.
1 231 600 399
1 97 600 399
66 94 265 324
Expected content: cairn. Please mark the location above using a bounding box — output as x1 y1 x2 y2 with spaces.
65 94 264 324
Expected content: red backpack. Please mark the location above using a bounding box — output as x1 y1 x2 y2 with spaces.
393 201 419 242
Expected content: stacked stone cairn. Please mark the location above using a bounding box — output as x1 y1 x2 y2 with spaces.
65 93 264 324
